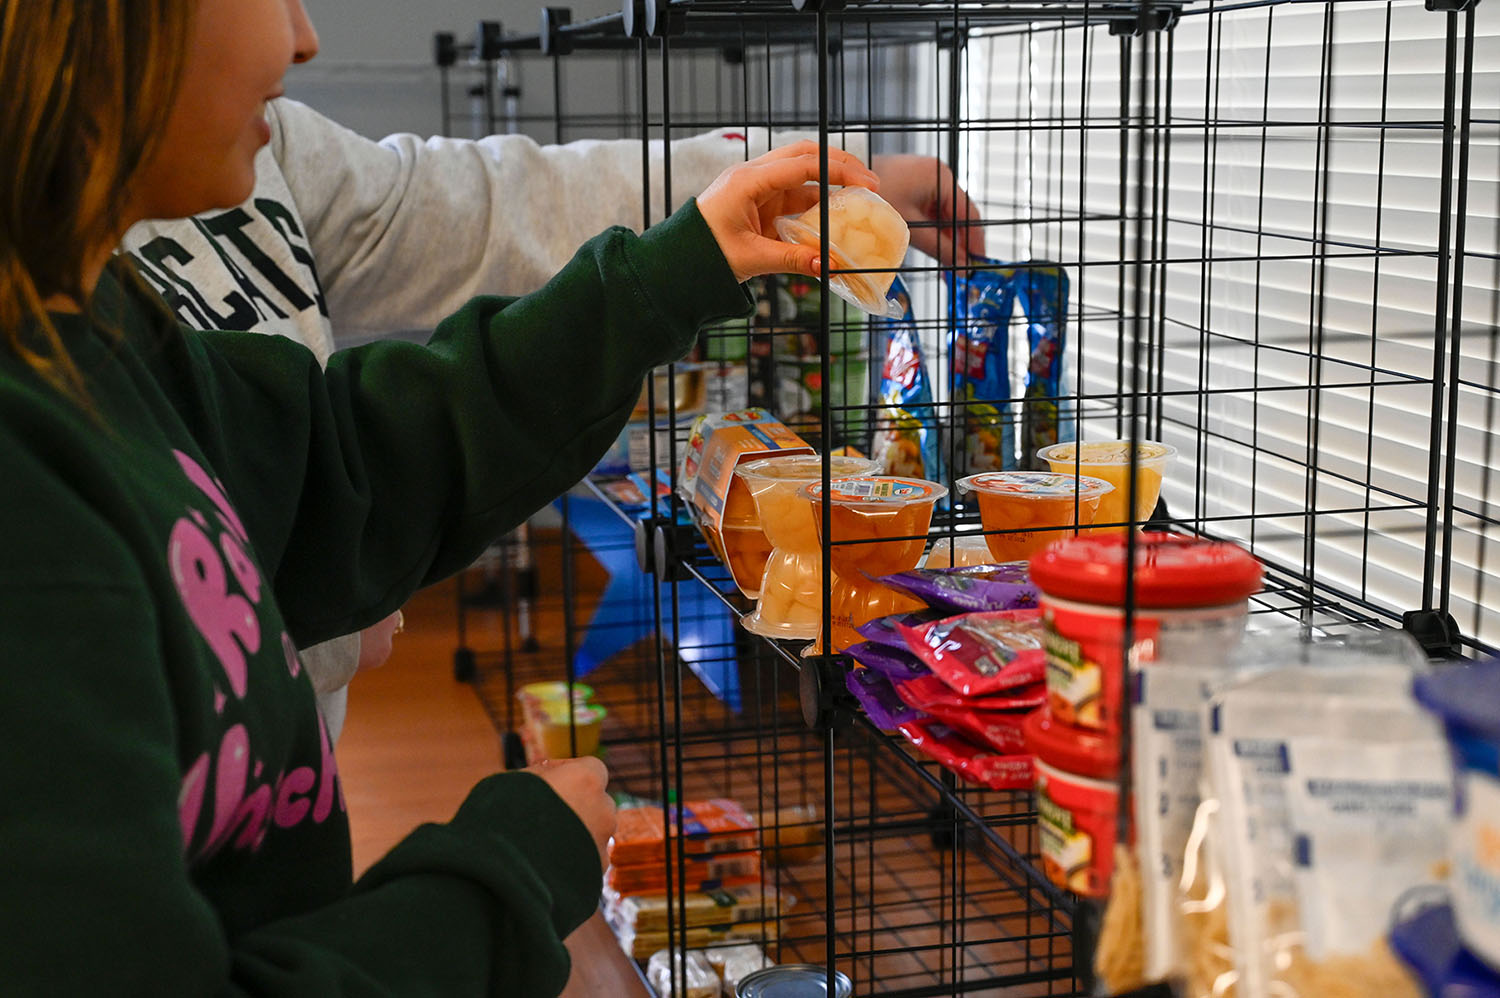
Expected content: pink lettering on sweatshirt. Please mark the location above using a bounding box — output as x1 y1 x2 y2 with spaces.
167 449 343 861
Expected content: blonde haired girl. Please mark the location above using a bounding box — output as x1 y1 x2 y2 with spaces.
0 1 874 992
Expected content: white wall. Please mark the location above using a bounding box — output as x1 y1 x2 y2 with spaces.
288 0 620 139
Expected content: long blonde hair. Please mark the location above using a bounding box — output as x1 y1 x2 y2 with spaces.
0 1 192 396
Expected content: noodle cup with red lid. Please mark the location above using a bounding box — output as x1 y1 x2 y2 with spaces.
1023 708 1122 898
957 471 1114 564
1027 532 1263 735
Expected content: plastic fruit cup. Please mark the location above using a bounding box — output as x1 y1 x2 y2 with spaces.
803 476 948 653
957 471 1114 564
719 474 774 599
525 701 607 761
774 186 911 318
736 454 878 639
924 534 996 568
1037 440 1177 530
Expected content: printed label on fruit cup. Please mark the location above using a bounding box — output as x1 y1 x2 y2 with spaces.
1037 783 1093 892
815 478 937 503
1044 628 1103 728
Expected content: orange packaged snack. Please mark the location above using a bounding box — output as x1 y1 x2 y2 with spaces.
608 799 761 868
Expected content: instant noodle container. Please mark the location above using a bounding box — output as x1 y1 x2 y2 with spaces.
735 965 853 998
1023 708 1121 898
1415 661 1500 973
1027 532 1262 734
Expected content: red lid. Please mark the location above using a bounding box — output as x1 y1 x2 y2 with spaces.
1027 532 1262 608
1022 708 1120 780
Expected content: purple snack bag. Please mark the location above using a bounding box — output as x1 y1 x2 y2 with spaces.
846 668 924 731
855 609 946 650
846 641 931 681
879 563 1040 614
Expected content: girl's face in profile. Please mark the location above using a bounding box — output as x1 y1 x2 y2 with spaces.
129 0 318 225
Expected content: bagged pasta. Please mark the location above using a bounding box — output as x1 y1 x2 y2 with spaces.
880 563 1039 614
897 608 1046 697
1188 631 1443 998
948 260 1017 474
775 186 909 318
874 276 946 483
1012 264 1073 468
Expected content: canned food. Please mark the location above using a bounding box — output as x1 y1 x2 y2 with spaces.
735 964 853 998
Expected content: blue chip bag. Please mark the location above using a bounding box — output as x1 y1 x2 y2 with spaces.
873 276 946 484
947 260 1018 475
1013 264 1074 469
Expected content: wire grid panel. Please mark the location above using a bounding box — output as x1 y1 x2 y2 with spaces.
965 0 1499 648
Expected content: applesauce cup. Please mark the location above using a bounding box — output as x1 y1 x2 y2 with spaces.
957 471 1114 564
803 476 948 653
736 454 878 639
719 473 774 599
1037 440 1176 530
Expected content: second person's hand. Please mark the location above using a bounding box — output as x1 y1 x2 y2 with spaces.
696 141 880 283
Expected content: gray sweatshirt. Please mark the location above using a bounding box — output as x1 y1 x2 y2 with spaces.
121 97 864 733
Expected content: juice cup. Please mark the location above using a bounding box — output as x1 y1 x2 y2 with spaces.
720 474 774 599
924 534 995 568
736 454 878 639
957 471 1114 563
1037 440 1176 530
803 476 948 652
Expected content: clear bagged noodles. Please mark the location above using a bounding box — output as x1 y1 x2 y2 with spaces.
874 276 946 483
775 186 910 318
1184 631 1442 998
897 608 1046 697
845 666 923 731
923 534 994 568
648 949 721 998
948 260 1017 474
1012 264 1073 468
880 563 1039 614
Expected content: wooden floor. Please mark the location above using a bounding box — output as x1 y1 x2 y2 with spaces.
336 575 648 998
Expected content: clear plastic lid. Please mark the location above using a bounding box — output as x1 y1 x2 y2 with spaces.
957 471 1114 501
1038 439 1177 467
736 453 877 484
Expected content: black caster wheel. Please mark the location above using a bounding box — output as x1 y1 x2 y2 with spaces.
502 731 528 770
453 647 477 683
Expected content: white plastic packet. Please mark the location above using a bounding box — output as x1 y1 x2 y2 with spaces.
647 948 721 998
775 186 909 318
1193 629 1445 998
703 941 772 993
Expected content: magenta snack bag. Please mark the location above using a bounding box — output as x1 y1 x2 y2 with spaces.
846 640 931 681
845 667 923 731
855 609 946 650
880 563 1040 614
